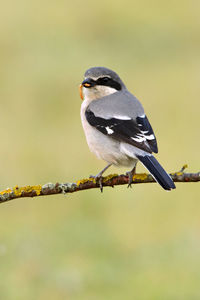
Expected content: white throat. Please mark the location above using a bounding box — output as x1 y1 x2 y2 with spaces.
83 85 117 102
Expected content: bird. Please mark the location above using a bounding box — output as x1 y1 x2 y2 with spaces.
79 66 176 192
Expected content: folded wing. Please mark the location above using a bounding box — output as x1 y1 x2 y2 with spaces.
85 108 158 154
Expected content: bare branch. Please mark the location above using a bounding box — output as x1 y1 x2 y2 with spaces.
0 165 199 204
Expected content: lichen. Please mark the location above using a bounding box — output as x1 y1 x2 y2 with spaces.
65 183 76 191
171 171 183 176
13 185 42 196
26 185 42 196
132 173 148 181
0 193 11 201
42 183 55 190
175 172 183 176
76 178 94 186
171 164 188 176
103 174 118 182
13 186 21 196
0 188 12 195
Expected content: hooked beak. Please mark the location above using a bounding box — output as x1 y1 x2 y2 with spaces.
82 78 94 88
79 78 95 100
79 84 84 100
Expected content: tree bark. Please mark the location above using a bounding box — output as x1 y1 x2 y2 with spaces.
0 165 199 204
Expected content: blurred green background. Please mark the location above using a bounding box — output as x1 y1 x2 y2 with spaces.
0 0 199 299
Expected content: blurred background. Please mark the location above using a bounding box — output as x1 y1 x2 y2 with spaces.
0 0 199 299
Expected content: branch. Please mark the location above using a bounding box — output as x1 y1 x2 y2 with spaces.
0 165 199 204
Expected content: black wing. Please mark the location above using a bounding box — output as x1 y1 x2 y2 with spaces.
85 109 158 154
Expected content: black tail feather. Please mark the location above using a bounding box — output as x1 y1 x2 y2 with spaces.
137 155 176 190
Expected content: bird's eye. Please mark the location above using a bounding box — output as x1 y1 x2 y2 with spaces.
96 76 113 86
101 77 110 83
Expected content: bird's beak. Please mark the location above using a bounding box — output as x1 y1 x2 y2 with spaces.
79 79 94 100
79 84 84 100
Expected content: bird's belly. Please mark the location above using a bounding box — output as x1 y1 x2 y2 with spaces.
81 102 137 168
82 119 136 167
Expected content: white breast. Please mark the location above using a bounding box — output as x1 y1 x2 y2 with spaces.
80 99 118 163
80 98 137 168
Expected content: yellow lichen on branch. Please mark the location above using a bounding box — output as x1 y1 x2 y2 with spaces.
0 165 199 204
0 188 13 195
132 173 148 181
13 185 42 197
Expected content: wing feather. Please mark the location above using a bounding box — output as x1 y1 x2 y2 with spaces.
85 109 158 154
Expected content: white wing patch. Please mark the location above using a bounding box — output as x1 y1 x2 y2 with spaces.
105 126 114 134
131 136 146 143
131 133 155 143
145 134 155 140
113 115 132 120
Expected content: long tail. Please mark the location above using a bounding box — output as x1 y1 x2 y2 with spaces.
137 155 176 190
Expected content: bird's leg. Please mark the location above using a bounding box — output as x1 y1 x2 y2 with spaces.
90 163 112 192
126 166 136 188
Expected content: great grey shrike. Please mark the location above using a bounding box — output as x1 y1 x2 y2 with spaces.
80 67 175 192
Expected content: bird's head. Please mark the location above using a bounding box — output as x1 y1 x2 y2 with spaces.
79 67 126 101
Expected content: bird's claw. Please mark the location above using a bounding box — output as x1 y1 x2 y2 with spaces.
89 175 104 192
126 167 136 188
126 171 133 188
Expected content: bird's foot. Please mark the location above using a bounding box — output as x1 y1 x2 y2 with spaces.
126 167 136 188
126 171 133 188
89 175 104 192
